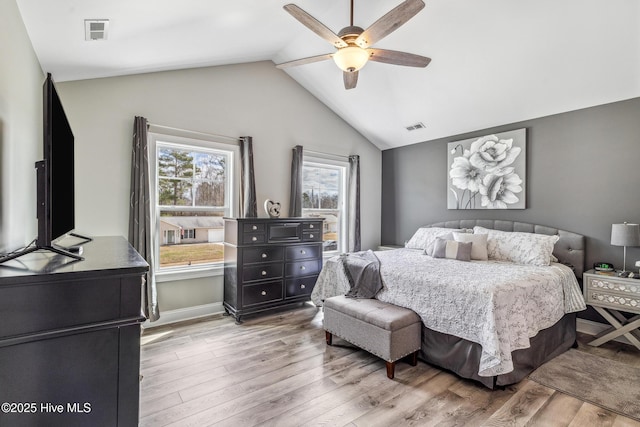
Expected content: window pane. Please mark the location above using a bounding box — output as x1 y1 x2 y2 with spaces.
158 148 195 178
302 166 340 209
158 211 225 268
302 161 345 253
193 179 226 207
194 152 226 180
159 177 193 206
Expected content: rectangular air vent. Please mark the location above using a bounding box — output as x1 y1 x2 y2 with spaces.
405 122 426 131
85 19 109 41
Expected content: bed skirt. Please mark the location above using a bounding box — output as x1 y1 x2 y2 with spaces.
420 312 577 389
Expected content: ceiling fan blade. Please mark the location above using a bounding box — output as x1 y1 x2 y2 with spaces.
355 0 425 49
343 71 358 90
283 4 348 48
276 53 333 69
367 48 431 67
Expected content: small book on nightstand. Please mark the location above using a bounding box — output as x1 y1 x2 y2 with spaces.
594 270 616 276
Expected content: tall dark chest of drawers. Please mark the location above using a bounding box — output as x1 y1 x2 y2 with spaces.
224 218 323 323
0 236 148 427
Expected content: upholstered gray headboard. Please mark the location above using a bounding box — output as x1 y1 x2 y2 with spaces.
427 220 586 278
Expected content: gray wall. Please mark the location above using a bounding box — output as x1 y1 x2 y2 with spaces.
0 0 44 253
382 97 640 272
57 62 382 312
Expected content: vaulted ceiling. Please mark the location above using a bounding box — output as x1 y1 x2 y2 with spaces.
16 0 640 150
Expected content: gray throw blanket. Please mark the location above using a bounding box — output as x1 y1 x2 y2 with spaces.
340 250 382 299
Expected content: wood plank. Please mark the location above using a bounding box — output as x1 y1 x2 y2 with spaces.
341 371 460 427
528 391 584 427
568 402 617 427
478 379 554 427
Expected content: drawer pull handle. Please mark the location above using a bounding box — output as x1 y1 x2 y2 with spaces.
261 270 267 276
300 284 306 289
252 236 258 242
300 250 306 255
261 290 267 296
252 225 258 230
300 266 306 270
309 234 314 238
310 224 314 229
261 253 267 258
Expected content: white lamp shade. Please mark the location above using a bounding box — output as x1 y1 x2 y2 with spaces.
333 46 369 72
611 223 640 246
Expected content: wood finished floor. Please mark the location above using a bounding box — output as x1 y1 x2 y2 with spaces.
139 304 640 427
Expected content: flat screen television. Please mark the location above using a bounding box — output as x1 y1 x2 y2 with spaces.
39 72 76 246
0 73 90 264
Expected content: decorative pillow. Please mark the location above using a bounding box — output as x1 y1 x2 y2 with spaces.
405 227 462 255
473 226 559 266
453 232 488 260
432 237 472 261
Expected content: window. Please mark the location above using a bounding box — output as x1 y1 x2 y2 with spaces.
301 157 348 253
150 133 238 273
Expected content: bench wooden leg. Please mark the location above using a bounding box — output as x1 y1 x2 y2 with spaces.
386 361 396 379
325 331 332 346
409 350 418 366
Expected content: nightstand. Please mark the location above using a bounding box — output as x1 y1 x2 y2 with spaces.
583 269 640 350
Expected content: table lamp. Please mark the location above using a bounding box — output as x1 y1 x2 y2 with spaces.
611 222 640 275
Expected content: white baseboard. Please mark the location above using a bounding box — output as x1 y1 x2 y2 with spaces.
143 302 225 328
576 318 631 345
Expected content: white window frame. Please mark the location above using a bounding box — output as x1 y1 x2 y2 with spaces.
301 155 349 255
149 132 240 281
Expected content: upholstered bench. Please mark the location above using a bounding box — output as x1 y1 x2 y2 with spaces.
323 295 422 379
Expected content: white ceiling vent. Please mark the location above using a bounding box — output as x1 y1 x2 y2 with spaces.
84 19 109 41
405 122 426 131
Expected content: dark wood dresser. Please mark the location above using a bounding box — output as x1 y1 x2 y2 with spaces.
223 217 323 323
0 236 148 427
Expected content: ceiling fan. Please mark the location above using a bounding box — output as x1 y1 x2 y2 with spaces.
276 0 431 90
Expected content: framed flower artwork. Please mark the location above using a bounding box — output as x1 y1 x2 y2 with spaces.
447 128 526 209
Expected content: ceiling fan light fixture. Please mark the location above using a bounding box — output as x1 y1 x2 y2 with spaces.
333 46 369 72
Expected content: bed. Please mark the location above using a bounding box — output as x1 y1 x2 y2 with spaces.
312 219 586 388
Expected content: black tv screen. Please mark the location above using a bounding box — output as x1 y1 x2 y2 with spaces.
39 73 75 246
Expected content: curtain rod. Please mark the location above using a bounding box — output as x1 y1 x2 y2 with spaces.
304 149 352 161
148 123 240 143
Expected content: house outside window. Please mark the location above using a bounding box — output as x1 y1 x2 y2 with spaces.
301 157 348 253
150 133 238 273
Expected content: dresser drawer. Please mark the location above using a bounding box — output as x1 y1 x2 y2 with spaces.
585 276 640 296
285 276 317 298
303 221 322 231
303 231 321 242
243 223 265 233
242 264 283 282
242 281 283 306
285 244 321 261
285 260 321 278
242 233 266 245
243 247 284 264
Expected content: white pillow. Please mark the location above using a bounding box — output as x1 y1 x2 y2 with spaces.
473 226 559 266
453 232 488 260
405 227 461 255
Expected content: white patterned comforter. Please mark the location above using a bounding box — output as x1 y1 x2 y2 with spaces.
312 248 586 377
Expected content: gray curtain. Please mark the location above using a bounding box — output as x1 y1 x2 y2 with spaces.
289 145 303 217
128 116 160 322
239 136 257 217
348 155 361 252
